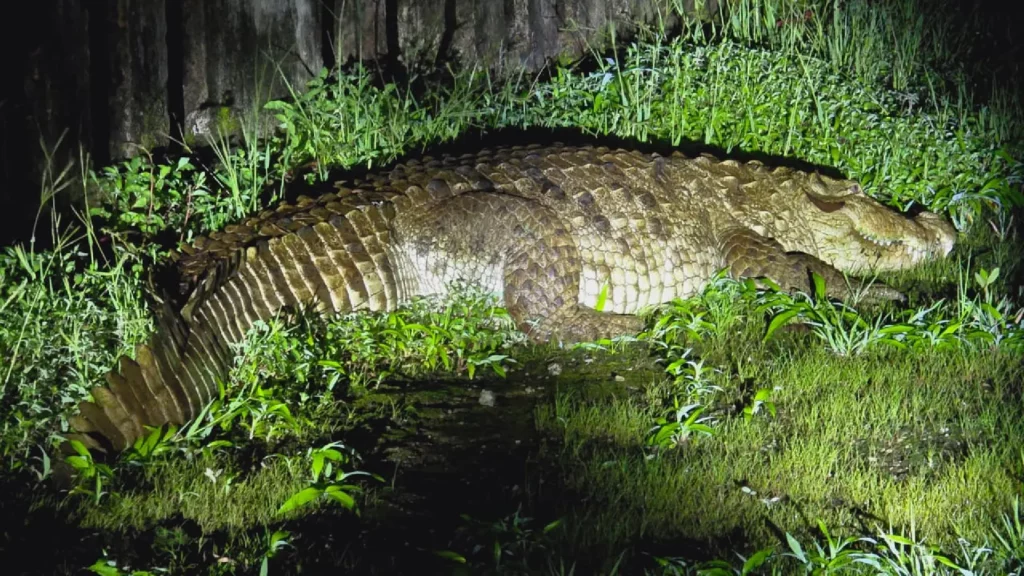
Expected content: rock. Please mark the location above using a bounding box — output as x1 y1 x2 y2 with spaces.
478 389 496 407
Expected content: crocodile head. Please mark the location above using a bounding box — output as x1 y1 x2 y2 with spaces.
742 172 957 274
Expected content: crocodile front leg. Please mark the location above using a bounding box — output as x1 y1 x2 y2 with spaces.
502 215 646 343
395 192 644 344
719 227 904 302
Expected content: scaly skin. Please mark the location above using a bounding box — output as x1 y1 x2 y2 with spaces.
65 143 956 453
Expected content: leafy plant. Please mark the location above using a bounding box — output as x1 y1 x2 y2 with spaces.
123 424 179 465
89 155 208 243
259 529 292 576
449 506 565 572
992 494 1024 571
647 401 716 451
783 520 862 572
314 283 522 390
86 557 155 576
275 441 378 517
757 273 905 356
743 388 777 422
64 439 115 504
202 377 301 443
0 218 149 463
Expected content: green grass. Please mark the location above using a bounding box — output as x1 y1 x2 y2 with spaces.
527 270 1024 572
76 451 312 532
3 0 1024 573
61 286 522 527
0 216 151 467
538 318 1024 553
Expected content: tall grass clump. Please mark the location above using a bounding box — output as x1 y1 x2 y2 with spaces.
0 145 151 469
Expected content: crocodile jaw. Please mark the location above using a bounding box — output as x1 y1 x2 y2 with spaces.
813 202 957 274
750 175 958 275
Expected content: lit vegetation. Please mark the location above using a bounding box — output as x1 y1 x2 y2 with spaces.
2 0 1023 573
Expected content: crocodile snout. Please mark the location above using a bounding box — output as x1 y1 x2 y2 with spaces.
913 211 957 257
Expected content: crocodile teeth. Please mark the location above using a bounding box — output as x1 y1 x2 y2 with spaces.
858 231 903 248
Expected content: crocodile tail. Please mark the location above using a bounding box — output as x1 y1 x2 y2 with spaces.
64 296 194 454
64 198 406 455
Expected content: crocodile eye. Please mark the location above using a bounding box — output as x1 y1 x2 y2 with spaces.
804 191 845 213
850 183 862 195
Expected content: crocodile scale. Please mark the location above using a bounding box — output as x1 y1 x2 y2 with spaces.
66 143 957 453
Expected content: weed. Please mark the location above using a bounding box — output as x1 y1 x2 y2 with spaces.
275 441 379 518
646 401 715 451
64 439 114 505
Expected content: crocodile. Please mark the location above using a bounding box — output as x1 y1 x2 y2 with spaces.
65 143 957 454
